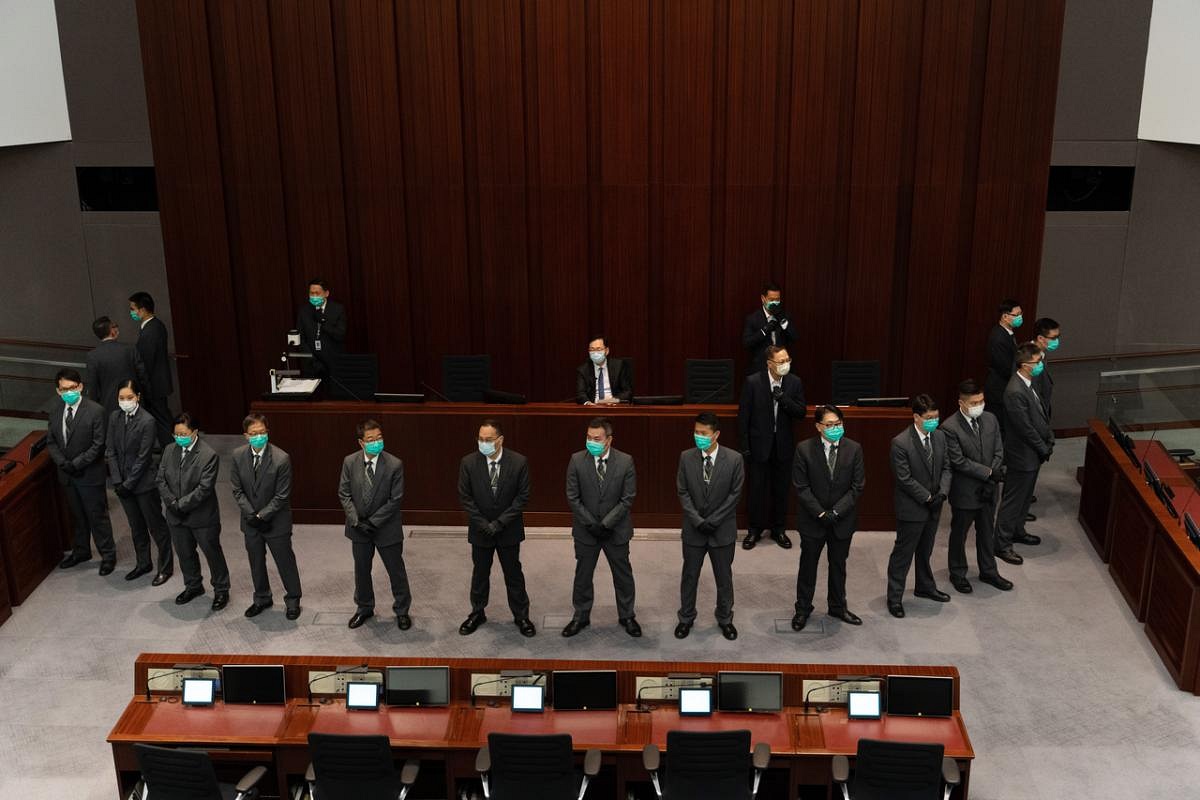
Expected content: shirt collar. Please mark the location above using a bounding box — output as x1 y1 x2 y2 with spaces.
140 315 153 329
64 397 81 412
703 444 720 462
913 423 930 441
1018 372 1033 388
488 449 503 465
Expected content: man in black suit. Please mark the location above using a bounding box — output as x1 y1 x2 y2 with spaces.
742 281 797 375
738 345 806 550
85 316 146 414
941 380 1012 593
983 298 1023 433
792 405 866 630
297 277 348 378
128 291 174 446
47 368 117 574
338 419 411 630
996 343 1054 564
1033 317 1061 420
575 336 633 404
457 419 536 637
885 394 953 618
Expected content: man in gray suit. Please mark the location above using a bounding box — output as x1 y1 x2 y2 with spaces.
562 417 640 638
886 394 953 618
996 343 1054 562
157 413 230 610
338 418 411 630
792 405 866 631
675 412 745 641
47 368 117 574
86 316 146 415
230 413 303 620
942 380 1012 593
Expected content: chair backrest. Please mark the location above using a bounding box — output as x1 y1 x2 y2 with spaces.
851 739 946 800
487 732 577 800
831 360 881 405
327 353 379 400
443 355 491 402
308 733 399 800
134 743 222 800
685 359 734 404
663 730 751 800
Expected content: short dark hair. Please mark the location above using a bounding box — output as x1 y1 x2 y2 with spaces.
356 418 382 439
694 411 721 431
308 277 329 290
587 417 613 437
92 316 114 340
815 404 844 423
761 281 781 295
480 418 503 437
1035 317 1060 337
766 345 788 361
116 379 142 396
588 335 607 347
957 379 983 397
56 368 83 385
912 393 939 415
1016 342 1042 363
242 412 268 433
998 298 1020 314
128 291 155 312
173 412 198 431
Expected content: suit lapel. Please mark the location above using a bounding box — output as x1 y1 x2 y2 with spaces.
908 427 932 484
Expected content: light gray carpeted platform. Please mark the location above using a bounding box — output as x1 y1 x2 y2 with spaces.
1 436 1198 798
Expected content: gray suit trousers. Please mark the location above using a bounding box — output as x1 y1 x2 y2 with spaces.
571 538 636 621
886 518 940 604
995 467 1039 550
245 530 302 606
66 482 116 561
678 541 735 624
170 523 229 592
352 539 410 615
117 489 172 573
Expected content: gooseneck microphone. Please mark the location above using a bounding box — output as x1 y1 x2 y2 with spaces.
306 663 370 706
143 663 218 702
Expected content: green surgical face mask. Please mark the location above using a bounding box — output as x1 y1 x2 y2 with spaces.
1030 361 1045 377
364 439 384 456
174 434 195 448
248 433 268 449
129 310 141 323
694 434 713 450
921 417 939 433
1011 314 1024 328
585 440 606 457
1046 338 1060 352
309 295 325 307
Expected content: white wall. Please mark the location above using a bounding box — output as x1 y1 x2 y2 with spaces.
1139 0 1200 144
0 0 71 147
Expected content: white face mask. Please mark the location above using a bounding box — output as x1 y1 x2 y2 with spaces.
118 399 138 414
773 362 791 377
589 351 606 365
964 403 985 419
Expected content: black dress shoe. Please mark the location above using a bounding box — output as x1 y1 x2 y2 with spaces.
1025 512 1037 522
285 605 302 620
59 554 91 569
950 577 973 594
175 587 204 605
791 612 809 631
742 531 761 550
674 621 692 639
915 589 951 603
980 574 1014 591
152 570 172 586
1013 532 1041 545
211 592 229 611
888 602 906 618
348 610 374 629
515 618 537 637
244 601 273 618
771 531 792 549
459 611 486 635
98 562 116 577
829 609 862 625
396 615 412 630
619 617 642 637
720 622 738 640
561 618 589 637
996 548 1024 565
125 565 152 581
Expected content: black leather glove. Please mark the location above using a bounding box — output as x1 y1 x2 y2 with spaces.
742 449 753 460
248 515 268 530
62 462 81 477
763 317 781 334
1039 452 1051 464
113 484 131 499
595 524 613 540
772 386 784 400
355 520 377 536
977 483 996 503
926 493 947 508
820 511 839 528
987 469 1004 484
485 520 503 536
586 522 603 538
698 520 717 535
167 500 181 514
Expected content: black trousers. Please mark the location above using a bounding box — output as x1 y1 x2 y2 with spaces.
886 517 941 604
470 544 530 619
352 539 409 615
65 481 116 562
571 538 636 621
116 488 172 573
143 395 174 446
795 533 853 615
246 530 302 607
678 541 735 624
170 523 230 593
948 504 1000 580
995 467 1039 550
747 439 792 534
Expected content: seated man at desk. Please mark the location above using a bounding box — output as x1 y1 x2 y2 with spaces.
576 335 633 404
296 277 347 377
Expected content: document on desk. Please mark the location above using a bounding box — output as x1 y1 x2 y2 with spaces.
276 378 321 394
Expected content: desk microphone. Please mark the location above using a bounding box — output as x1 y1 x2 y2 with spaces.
693 382 730 405
470 670 545 708
633 675 711 712
801 675 876 716
306 663 370 706
419 382 451 402
143 663 219 702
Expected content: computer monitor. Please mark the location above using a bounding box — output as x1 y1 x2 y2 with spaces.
346 681 380 711
716 671 783 713
678 687 713 717
511 684 545 713
181 678 216 707
221 665 286 705
385 666 450 707
551 670 617 711
886 675 954 717
847 691 882 720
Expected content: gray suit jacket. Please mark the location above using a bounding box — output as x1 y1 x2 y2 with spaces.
792 435 865 540
459 449 531 547
156 437 221 528
230 443 294 537
1003 374 1054 471
47 397 108 487
85 340 147 414
942 411 1004 510
677 446 744 547
105 407 158 493
565 447 636 545
891 426 952 523
338 451 404 547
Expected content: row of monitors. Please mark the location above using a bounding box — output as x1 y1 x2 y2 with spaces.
178 667 953 718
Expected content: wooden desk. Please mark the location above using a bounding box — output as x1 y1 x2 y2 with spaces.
250 400 910 529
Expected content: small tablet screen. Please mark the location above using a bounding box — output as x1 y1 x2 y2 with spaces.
511 684 544 712
678 687 712 716
181 678 215 706
847 691 882 719
346 681 379 710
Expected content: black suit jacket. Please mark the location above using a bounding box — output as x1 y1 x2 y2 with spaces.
458 449 530 547
942 410 1004 510
1002 375 1054 471
575 358 633 404
86 340 147 414
105 406 158 494
738 371 806 461
1034 363 1054 419
296 299 347 358
792 435 865 540
47 398 108 486
135 316 173 400
742 307 797 374
983 324 1016 407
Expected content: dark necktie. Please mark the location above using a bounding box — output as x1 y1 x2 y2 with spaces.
828 444 838 476
597 457 607 484
180 446 188 467
970 417 980 441
65 406 75 439
489 461 499 496
365 460 375 489
703 455 713 484
597 367 607 401
923 435 932 470
253 453 261 472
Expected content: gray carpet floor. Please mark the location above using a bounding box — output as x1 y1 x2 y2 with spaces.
1 435 1198 799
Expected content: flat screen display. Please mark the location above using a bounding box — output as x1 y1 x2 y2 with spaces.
679 687 712 716
181 678 215 706
551 671 617 711
346 681 379 710
511 684 545 712
716 672 783 713
847 691 882 719
886 675 954 717
385 666 450 707
221 665 286 705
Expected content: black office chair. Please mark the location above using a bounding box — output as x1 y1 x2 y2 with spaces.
305 733 420 800
326 353 379 400
443 354 491 401
831 360 881 405
832 739 960 800
642 730 770 799
475 732 601 800
133 743 267 800
1167 448 1196 464
685 359 735 404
